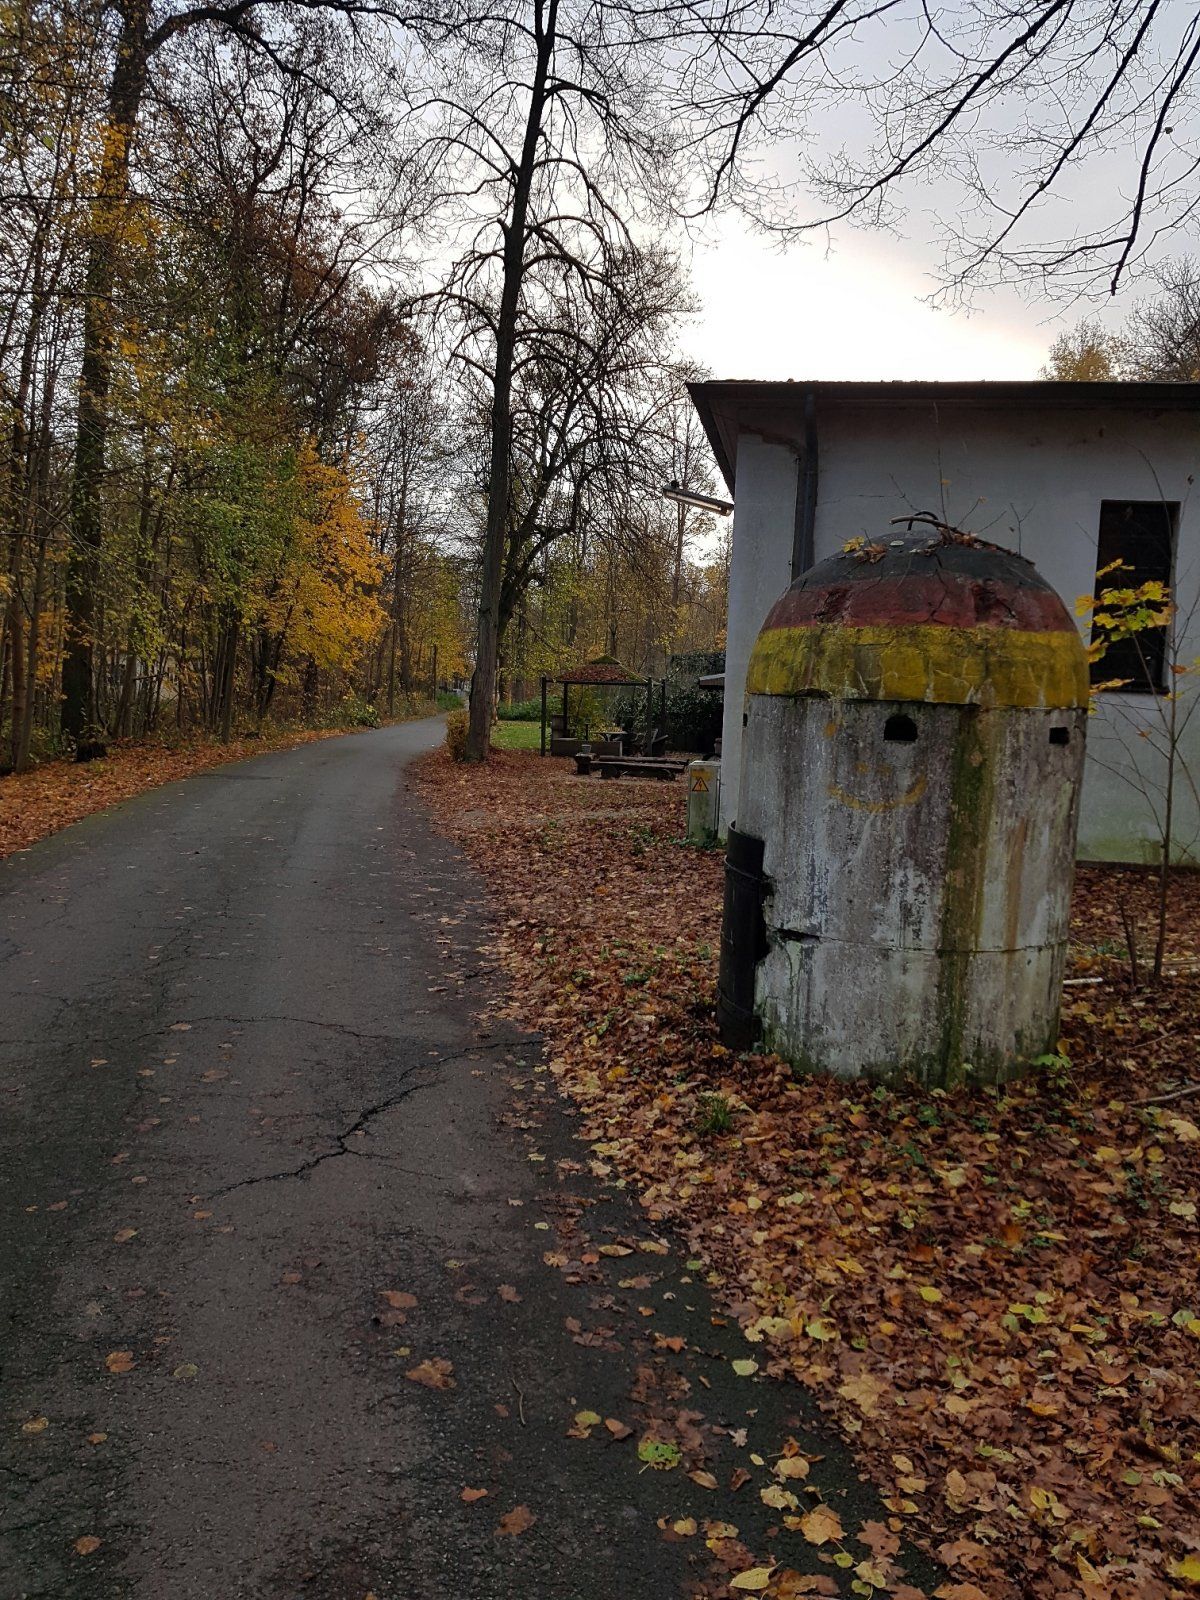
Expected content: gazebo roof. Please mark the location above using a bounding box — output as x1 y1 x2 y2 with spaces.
558 654 645 685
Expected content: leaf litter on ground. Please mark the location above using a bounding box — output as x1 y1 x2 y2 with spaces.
417 748 1200 1600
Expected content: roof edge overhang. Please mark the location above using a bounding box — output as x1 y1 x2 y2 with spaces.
687 378 1200 496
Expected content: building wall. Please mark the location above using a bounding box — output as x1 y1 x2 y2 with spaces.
719 434 800 829
719 401 1200 864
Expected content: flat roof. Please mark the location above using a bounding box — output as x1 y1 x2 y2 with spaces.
687 379 1200 493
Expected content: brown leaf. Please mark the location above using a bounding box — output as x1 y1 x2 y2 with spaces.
104 1350 134 1375
74 1536 101 1556
461 1486 489 1503
496 1504 536 1537
497 1284 522 1303
404 1358 455 1390
380 1290 418 1310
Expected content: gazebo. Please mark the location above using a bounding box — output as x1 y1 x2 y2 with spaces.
539 656 665 757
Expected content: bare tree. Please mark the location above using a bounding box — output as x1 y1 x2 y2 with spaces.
662 1 1200 301
391 0 697 757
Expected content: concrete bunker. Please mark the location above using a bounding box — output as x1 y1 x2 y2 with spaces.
717 530 1089 1086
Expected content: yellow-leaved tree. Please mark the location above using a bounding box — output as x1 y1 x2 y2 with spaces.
1078 560 1199 982
253 440 385 720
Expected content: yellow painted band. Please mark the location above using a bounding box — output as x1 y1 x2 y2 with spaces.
747 623 1089 709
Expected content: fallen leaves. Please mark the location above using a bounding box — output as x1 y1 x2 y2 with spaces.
638 1437 682 1471
729 1567 775 1592
460 1486 489 1503
495 1504 536 1537
20 1416 49 1435
404 1358 455 1391
796 1505 844 1547
417 749 1200 1600
104 1350 134 1375
73 1536 102 1557
837 1372 885 1415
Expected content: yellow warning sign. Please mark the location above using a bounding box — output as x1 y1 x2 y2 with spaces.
690 771 709 793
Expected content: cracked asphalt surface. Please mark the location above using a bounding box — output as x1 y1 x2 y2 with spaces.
0 716 939 1599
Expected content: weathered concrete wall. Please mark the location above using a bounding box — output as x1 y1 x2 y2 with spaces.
719 435 800 834
736 696 1086 1084
720 401 1200 862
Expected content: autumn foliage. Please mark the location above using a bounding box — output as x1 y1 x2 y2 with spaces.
418 748 1200 1600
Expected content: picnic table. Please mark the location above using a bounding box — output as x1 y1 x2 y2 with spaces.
573 753 687 781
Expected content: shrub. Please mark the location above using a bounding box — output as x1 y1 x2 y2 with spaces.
436 690 462 711
342 694 380 728
445 707 470 760
498 696 542 721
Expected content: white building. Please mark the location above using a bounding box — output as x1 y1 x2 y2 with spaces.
688 380 1200 864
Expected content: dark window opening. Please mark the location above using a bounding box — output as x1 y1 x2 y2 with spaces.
1049 726 1070 746
1090 499 1176 693
884 713 918 743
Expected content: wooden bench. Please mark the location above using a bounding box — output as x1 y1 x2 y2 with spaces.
595 757 687 782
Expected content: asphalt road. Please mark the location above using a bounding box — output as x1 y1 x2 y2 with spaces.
0 717 938 1599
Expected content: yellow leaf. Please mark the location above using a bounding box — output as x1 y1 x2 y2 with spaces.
1077 1553 1104 1586
705 1519 738 1540
730 1568 775 1592
798 1505 844 1545
1169 1554 1200 1584
21 1416 49 1435
731 1359 758 1377
917 1286 943 1304
760 1483 798 1511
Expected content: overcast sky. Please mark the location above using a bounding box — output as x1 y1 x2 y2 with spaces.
680 217 1080 384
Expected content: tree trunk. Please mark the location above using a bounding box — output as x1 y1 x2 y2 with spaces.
6 585 25 773
218 622 238 743
62 0 150 739
465 0 557 761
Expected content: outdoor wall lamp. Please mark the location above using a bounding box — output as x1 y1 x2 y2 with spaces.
661 480 734 515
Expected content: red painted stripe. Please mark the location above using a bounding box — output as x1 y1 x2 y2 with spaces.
762 574 1073 634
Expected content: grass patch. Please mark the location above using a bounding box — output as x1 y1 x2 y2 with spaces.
491 719 543 751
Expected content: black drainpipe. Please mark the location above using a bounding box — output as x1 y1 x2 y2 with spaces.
790 389 819 579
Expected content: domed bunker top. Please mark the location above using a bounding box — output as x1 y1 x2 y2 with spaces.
746 533 1089 710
